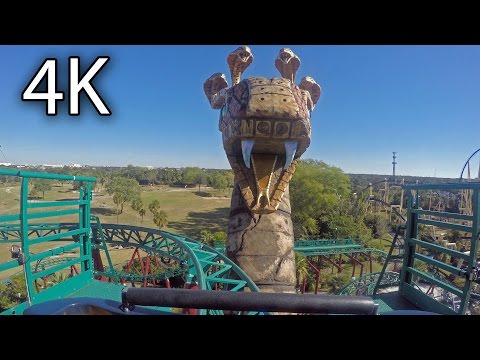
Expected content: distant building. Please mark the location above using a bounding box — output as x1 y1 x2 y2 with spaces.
0 162 11 166
41 164 63 168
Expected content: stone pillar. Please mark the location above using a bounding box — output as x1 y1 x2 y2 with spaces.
227 181 296 293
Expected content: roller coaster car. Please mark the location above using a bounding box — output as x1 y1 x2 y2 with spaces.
23 287 380 315
23 290 440 315
23 297 174 315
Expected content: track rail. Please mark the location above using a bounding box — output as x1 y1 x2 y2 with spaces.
0 222 261 315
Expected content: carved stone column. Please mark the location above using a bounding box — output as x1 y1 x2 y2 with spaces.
203 46 321 293
227 182 296 293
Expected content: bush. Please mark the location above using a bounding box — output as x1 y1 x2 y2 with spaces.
194 191 214 197
0 274 27 312
364 213 389 239
199 230 227 246
321 272 352 293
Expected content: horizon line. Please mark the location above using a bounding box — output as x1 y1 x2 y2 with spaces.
0 163 460 180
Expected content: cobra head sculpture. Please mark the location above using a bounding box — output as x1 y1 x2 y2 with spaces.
204 46 321 292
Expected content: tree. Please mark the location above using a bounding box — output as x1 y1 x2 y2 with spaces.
324 273 351 293
200 229 214 244
289 159 372 243
199 230 226 246
183 167 206 191
0 274 27 312
153 210 168 229
211 173 227 191
106 177 141 223
446 229 462 243
131 197 143 212
156 168 182 185
364 213 389 239
139 208 146 224
290 159 365 240
144 169 157 185
98 174 108 192
295 252 309 290
31 179 52 199
291 161 348 222
29 187 38 198
149 199 161 215
322 210 372 243
224 171 234 188
212 231 227 245
131 197 144 225
148 199 168 228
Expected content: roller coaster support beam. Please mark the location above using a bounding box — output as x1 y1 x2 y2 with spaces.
182 280 199 315
343 253 364 278
92 248 106 281
360 252 373 273
307 259 321 294
323 255 342 274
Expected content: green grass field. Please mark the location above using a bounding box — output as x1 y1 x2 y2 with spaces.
0 182 231 239
0 182 231 271
119 185 231 238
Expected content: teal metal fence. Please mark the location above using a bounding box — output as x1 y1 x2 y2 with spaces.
400 182 480 314
0 168 96 314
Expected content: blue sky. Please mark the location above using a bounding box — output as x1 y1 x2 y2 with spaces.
0 45 479 178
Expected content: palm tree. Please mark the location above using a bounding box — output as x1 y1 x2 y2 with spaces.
131 197 144 225
295 252 309 292
326 273 351 293
99 175 107 192
131 197 143 212
149 199 161 215
139 208 146 224
153 210 168 229
200 230 214 245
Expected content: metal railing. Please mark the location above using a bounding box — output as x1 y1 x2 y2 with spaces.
400 182 480 314
0 168 96 314
294 239 361 248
